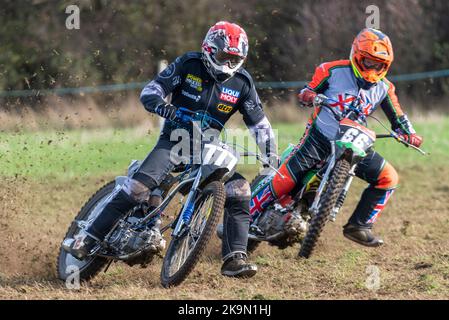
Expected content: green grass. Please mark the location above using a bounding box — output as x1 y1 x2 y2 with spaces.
0 128 157 179
1 117 448 180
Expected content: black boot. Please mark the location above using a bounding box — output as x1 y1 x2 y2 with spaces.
221 253 257 278
62 231 99 260
343 223 384 247
62 189 138 260
87 189 138 239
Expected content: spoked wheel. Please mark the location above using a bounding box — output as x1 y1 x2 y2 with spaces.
299 159 351 258
161 181 225 287
57 181 116 282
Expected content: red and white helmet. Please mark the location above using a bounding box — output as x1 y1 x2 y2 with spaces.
202 21 249 82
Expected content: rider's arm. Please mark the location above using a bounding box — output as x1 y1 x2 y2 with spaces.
140 57 184 113
380 79 423 147
239 84 278 162
297 63 331 106
248 116 278 163
380 79 416 135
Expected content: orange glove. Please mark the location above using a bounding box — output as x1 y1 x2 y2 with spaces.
297 89 317 107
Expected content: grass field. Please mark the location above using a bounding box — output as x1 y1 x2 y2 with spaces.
0 117 448 299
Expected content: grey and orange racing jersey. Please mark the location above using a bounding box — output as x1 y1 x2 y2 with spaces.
300 60 416 140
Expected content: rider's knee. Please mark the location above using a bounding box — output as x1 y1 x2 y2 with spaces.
122 177 151 202
375 162 399 189
131 171 158 191
271 163 296 198
225 176 251 199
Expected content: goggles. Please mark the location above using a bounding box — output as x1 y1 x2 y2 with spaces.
214 50 244 68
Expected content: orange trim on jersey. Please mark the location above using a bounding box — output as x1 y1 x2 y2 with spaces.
376 162 399 190
382 78 404 117
308 60 351 91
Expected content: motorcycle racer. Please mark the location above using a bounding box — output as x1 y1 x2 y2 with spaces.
251 28 423 247
63 21 278 278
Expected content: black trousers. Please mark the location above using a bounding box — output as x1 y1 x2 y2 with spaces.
133 132 250 259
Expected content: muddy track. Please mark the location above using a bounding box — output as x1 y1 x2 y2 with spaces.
0 167 448 299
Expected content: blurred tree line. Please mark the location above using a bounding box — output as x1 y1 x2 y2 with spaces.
1 0 448 107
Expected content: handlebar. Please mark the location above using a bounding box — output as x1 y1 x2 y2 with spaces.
239 151 285 178
173 107 225 131
314 95 428 155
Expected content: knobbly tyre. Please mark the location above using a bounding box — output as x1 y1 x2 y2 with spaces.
57 108 240 287
245 94 427 257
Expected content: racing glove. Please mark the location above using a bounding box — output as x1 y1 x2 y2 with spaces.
396 131 423 148
263 153 281 169
394 115 423 148
154 103 178 121
297 89 317 107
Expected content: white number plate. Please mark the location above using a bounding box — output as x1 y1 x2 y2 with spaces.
202 143 239 172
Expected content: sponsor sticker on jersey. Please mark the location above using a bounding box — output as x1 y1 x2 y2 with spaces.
182 90 201 102
172 75 181 87
185 74 203 92
159 62 176 79
217 103 234 113
220 87 240 104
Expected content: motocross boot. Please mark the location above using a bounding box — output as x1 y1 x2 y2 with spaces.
343 223 384 247
221 252 258 278
62 230 99 260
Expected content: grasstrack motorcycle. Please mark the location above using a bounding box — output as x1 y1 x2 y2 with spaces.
246 94 426 258
57 108 240 287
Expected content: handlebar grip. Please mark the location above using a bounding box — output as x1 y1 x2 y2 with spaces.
376 134 393 139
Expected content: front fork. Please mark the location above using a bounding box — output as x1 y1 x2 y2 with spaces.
308 141 358 221
309 143 336 216
172 169 202 237
329 165 356 222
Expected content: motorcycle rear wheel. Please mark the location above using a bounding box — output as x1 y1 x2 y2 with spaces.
57 181 115 282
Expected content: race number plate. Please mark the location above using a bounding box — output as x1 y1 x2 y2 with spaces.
337 119 376 153
202 143 239 172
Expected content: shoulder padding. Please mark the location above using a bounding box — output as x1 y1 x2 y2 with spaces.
176 51 203 64
235 67 254 87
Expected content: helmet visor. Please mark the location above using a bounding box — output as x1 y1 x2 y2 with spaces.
214 50 244 69
362 58 387 72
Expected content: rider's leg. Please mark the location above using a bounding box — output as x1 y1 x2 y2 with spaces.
63 135 176 259
62 177 152 260
89 137 177 238
221 173 258 278
250 126 331 220
344 151 399 247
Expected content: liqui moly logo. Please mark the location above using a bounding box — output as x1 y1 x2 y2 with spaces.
220 87 240 104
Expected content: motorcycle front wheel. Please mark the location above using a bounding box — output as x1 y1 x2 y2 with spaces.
299 159 350 258
161 181 225 287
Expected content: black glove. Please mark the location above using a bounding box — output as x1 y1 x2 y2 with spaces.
154 103 178 121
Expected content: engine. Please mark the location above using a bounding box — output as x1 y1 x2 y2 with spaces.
107 219 166 267
256 207 285 238
252 204 308 249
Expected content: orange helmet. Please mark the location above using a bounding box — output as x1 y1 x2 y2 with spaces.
350 28 394 85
